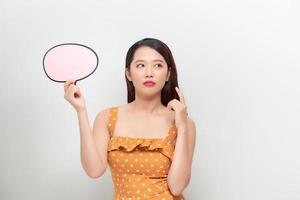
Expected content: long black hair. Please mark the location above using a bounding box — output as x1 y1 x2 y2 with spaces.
124 38 180 106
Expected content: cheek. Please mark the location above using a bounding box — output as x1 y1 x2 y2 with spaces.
130 70 144 83
157 70 168 80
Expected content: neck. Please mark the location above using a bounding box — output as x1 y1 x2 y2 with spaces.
131 93 165 115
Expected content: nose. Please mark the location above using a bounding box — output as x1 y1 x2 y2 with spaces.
144 65 153 77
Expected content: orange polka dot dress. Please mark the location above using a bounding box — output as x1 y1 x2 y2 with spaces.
107 107 185 200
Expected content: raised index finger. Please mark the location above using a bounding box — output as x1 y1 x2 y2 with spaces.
175 86 186 104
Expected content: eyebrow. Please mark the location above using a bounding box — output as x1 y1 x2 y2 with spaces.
134 59 164 63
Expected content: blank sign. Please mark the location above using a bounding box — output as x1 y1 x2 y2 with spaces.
43 43 98 84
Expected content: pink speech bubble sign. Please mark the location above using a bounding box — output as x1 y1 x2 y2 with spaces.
43 43 98 85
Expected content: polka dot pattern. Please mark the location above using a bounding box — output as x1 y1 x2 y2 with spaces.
107 107 185 200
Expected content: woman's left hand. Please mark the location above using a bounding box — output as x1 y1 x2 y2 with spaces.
167 86 188 130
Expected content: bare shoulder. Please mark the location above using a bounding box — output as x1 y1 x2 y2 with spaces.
96 104 131 124
186 116 197 149
94 105 122 129
95 107 111 122
92 108 112 141
96 104 125 117
187 116 196 132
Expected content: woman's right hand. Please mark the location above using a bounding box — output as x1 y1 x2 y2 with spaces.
64 80 86 112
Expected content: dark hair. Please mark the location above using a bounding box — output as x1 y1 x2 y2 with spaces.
125 38 180 106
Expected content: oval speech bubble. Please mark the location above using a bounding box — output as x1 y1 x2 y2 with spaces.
43 43 98 84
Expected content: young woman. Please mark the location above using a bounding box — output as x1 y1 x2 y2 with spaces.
64 38 196 200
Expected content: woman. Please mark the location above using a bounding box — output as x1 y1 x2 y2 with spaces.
64 38 196 200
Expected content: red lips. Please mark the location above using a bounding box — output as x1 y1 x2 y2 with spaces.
143 81 156 86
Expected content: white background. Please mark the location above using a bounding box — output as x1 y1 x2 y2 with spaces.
1 0 299 199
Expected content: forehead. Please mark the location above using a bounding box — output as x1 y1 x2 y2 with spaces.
132 46 165 63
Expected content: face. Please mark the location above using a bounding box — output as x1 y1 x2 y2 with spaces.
126 46 171 96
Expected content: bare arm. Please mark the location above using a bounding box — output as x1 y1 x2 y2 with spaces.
167 116 196 195
77 108 110 178
63 80 110 179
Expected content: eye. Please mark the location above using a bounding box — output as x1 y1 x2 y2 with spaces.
137 64 144 68
155 64 162 68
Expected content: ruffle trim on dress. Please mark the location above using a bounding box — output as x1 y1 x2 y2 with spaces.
108 137 174 161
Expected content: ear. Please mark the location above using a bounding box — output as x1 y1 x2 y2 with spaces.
125 68 132 81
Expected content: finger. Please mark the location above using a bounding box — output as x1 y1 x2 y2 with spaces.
64 80 75 92
72 85 81 96
64 80 73 89
66 80 75 84
66 84 76 97
167 100 175 111
64 81 69 92
175 87 186 104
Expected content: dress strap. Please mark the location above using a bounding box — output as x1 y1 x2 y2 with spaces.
163 120 177 144
107 106 118 138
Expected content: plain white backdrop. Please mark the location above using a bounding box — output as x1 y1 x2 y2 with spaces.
1 0 299 199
